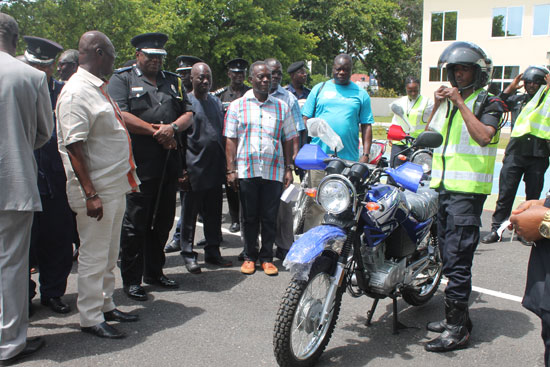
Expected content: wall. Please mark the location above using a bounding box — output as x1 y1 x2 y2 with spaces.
370 97 400 117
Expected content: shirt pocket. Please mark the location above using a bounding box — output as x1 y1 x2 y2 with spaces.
129 89 150 114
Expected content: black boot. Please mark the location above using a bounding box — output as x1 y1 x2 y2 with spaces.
427 298 473 333
425 299 470 352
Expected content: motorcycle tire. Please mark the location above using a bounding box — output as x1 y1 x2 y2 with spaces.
402 237 442 307
273 256 344 367
293 193 313 236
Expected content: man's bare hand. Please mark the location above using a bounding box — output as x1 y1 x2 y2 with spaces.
152 124 175 145
283 170 293 189
509 205 548 242
439 86 464 106
227 172 239 192
161 137 177 150
86 196 103 221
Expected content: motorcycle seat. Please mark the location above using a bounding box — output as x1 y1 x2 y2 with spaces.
403 184 438 222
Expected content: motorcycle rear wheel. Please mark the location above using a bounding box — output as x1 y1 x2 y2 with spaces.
273 257 343 367
402 240 442 306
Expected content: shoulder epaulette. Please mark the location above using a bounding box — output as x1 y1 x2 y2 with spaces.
211 87 228 96
114 66 133 74
164 71 181 79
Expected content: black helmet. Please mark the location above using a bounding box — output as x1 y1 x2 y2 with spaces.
522 65 549 85
438 41 493 90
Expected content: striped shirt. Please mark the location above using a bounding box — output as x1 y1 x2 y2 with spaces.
270 85 306 132
224 89 297 182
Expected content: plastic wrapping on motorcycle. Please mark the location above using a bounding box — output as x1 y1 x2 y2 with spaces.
295 144 329 170
385 162 423 193
403 185 439 222
283 225 346 281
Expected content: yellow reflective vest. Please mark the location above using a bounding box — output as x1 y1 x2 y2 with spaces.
430 89 500 195
391 96 430 145
510 85 550 139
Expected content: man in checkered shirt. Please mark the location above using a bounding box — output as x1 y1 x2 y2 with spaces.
224 61 297 276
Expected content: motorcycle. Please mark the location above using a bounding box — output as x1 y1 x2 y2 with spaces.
273 130 444 367
387 124 434 178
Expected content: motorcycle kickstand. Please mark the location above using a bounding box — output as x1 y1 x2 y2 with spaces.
366 298 379 326
391 297 418 335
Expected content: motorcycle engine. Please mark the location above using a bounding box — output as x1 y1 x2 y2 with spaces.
360 240 406 295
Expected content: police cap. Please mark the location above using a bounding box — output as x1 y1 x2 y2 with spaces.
23 36 63 65
176 55 203 72
226 58 248 72
131 32 168 56
287 61 306 74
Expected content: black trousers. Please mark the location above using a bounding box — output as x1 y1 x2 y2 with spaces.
437 192 486 303
491 154 549 231
239 178 283 263
29 186 75 300
179 185 223 258
542 318 550 367
225 178 240 224
120 178 176 286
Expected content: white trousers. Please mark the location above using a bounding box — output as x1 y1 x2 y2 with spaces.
0 211 33 360
74 195 125 327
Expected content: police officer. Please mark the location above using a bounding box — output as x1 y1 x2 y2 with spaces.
285 60 311 104
164 54 204 254
213 58 250 235
425 41 506 352
57 49 78 81
388 76 434 167
108 33 193 301
24 36 75 314
482 66 550 243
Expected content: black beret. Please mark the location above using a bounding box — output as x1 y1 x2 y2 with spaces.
287 61 306 74
23 36 63 65
131 33 168 55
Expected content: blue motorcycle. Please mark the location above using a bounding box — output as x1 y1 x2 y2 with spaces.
273 130 444 367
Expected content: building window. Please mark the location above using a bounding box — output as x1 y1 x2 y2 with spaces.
429 67 448 82
488 65 520 94
533 4 550 36
431 11 457 42
492 7 523 37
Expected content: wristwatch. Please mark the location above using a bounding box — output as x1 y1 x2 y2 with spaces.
539 209 550 239
171 123 179 132
285 164 295 171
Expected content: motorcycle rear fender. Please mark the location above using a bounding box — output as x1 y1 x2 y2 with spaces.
283 225 346 281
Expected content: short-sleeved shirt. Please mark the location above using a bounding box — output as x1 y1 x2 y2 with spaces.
56 67 139 208
270 85 306 132
107 66 191 181
185 93 226 190
302 80 374 161
286 84 311 101
224 89 297 183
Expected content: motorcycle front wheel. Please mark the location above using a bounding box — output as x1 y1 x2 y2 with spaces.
293 193 313 236
273 257 343 367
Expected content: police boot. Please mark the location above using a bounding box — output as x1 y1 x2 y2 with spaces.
425 299 470 352
427 298 473 333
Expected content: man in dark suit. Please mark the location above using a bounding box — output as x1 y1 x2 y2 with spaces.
0 12 53 363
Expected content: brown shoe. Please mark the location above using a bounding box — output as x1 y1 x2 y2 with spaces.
261 262 278 276
241 261 256 275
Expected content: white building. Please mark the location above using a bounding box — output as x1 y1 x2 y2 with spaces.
421 0 550 98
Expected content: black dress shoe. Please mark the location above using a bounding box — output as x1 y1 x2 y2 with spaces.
182 256 202 274
123 285 148 301
237 250 245 261
41 297 71 314
196 238 207 247
104 308 139 322
0 336 45 366
481 231 501 244
143 275 179 288
81 321 125 339
164 239 181 253
229 222 240 233
205 255 232 267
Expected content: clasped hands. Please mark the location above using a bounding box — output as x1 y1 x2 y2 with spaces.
508 199 548 242
152 123 177 149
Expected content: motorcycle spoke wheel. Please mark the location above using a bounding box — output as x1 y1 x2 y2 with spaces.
402 242 442 306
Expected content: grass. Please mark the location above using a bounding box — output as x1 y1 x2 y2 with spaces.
372 116 511 149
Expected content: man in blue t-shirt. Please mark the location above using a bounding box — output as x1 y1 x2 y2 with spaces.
302 53 374 162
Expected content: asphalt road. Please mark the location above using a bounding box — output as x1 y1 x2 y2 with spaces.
23 206 542 367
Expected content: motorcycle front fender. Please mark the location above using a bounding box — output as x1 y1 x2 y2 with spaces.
283 225 346 281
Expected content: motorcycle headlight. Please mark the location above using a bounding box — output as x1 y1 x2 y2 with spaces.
317 179 352 214
411 151 432 173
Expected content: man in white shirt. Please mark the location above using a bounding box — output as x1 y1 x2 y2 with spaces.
57 30 140 339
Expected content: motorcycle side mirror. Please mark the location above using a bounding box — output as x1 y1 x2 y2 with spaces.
387 124 408 141
413 130 443 149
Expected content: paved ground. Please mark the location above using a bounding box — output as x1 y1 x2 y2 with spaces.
23 204 543 367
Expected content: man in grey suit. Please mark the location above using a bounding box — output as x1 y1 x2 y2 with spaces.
0 13 54 364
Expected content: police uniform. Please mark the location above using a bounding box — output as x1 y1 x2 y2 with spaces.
485 89 550 237
285 60 311 102
213 58 250 232
24 36 75 313
108 33 191 294
175 55 202 93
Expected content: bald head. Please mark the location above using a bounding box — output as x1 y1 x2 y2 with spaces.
78 31 115 78
0 13 18 56
191 62 212 98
